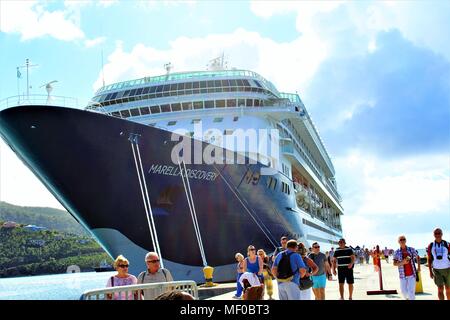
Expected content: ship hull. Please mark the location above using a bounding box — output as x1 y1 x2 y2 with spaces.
0 106 308 282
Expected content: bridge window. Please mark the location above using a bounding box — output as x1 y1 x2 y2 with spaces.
161 104 171 112
204 100 214 109
150 106 160 114
254 99 260 107
238 99 245 107
193 101 203 109
182 102 192 110
130 108 140 117
216 100 225 108
226 99 236 108
246 99 253 107
140 107 150 115
120 110 131 118
171 103 181 112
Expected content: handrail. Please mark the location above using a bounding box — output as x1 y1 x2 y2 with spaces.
80 280 198 300
0 94 78 111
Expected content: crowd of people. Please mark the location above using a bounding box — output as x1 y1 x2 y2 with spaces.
104 227 449 301
232 227 449 300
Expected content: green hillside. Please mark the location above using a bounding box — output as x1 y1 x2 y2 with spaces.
0 201 88 236
0 202 113 277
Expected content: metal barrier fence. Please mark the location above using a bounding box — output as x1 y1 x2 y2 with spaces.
80 280 198 300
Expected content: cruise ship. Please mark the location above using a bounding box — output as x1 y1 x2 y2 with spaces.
0 59 343 282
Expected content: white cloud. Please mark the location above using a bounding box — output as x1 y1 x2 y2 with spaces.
98 0 119 8
84 36 106 48
94 28 328 93
341 215 438 250
0 0 85 41
335 151 450 216
251 0 450 60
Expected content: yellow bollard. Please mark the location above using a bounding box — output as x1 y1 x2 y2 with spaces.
202 265 218 287
415 270 423 293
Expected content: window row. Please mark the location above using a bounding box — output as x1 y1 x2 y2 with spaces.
94 78 264 103
110 99 267 118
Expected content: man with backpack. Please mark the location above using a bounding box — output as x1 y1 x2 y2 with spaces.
271 239 306 300
137 252 173 300
427 228 450 300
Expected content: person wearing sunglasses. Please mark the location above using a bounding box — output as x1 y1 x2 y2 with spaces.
106 255 138 300
393 236 420 300
309 242 331 300
242 245 264 283
137 252 173 300
427 228 450 300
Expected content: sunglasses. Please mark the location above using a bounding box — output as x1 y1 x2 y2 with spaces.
434 233 442 235
399 239 406 242
313 246 320 249
118 264 129 268
146 260 160 263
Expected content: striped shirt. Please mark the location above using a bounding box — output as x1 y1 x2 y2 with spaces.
333 246 354 268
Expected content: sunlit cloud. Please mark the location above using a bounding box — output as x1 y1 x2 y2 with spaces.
93 28 327 93
0 0 85 41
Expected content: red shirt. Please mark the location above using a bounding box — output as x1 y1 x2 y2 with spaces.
402 249 413 276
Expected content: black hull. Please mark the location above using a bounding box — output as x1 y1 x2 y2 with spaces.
0 106 307 282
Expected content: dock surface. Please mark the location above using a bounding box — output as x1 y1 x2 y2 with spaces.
207 261 439 300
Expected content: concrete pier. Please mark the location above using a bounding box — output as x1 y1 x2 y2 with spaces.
207 260 439 300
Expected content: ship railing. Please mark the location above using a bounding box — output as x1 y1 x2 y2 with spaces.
0 94 79 111
80 280 198 300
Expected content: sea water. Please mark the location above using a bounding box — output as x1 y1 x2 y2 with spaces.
0 271 116 300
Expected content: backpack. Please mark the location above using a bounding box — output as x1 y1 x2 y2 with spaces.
427 240 449 262
277 251 295 280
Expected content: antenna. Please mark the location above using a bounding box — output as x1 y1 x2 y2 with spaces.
17 59 39 100
101 49 105 87
207 52 228 71
40 80 58 104
164 62 173 74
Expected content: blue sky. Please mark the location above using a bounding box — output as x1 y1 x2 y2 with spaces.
0 0 449 250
